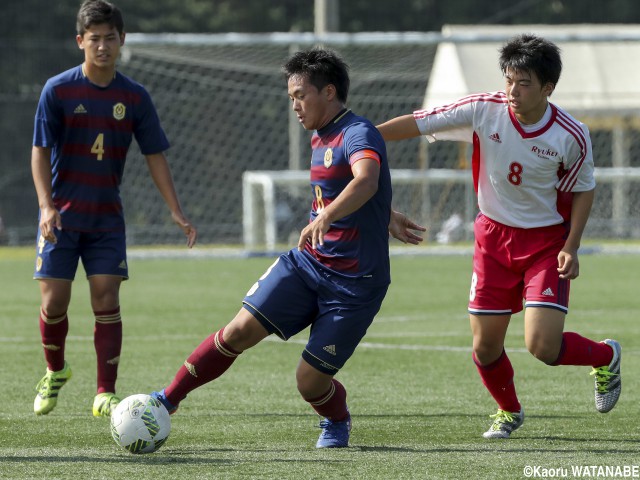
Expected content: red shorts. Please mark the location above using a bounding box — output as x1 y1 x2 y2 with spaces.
468 214 570 315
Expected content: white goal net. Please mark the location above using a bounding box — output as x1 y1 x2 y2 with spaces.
120 32 640 250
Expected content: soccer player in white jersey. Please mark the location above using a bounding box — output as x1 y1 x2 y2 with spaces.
377 34 621 439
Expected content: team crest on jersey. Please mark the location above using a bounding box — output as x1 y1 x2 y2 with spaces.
113 102 126 120
36 256 43 272
324 148 333 168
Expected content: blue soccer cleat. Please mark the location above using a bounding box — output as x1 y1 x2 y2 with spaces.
316 415 351 448
150 389 178 415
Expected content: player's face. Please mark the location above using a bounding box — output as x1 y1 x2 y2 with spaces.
504 68 554 124
77 23 124 71
287 75 334 131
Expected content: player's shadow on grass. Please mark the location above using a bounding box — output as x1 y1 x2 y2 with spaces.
354 445 428 453
199 412 500 420
356 444 640 455
523 435 640 445
0 455 234 466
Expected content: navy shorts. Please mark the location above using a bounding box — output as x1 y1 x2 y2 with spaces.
34 229 128 281
242 249 388 375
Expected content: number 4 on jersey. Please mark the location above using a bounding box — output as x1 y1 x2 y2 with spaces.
91 133 105 161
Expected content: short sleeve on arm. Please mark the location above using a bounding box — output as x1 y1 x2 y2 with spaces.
133 88 170 155
33 81 62 147
344 123 385 167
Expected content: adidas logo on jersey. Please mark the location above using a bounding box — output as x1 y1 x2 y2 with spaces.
74 104 87 114
118 260 128 270
542 287 554 297
323 345 337 356
489 132 502 143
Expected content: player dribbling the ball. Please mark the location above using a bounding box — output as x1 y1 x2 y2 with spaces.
151 47 424 449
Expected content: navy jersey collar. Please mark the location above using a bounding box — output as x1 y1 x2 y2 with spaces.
318 108 351 136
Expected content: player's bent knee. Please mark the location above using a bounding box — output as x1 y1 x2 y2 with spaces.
223 313 269 352
528 343 561 364
297 378 332 400
472 344 504 365
296 359 333 399
40 302 69 319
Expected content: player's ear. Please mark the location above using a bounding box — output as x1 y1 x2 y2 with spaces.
543 82 555 97
325 84 337 101
120 32 126 46
76 34 85 50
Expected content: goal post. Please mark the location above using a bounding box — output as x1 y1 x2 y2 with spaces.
243 167 640 252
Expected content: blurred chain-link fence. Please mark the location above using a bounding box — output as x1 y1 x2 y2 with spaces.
2 32 639 248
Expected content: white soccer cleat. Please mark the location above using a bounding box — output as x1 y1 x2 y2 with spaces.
591 339 621 413
482 408 524 439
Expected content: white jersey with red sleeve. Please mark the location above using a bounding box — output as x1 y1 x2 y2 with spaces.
413 91 595 228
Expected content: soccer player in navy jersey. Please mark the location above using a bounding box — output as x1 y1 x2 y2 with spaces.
151 47 421 448
31 0 197 417
377 34 621 438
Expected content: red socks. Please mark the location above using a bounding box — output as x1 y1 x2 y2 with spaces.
474 334 613 414
39 308 68 372
164 328 240 406
94 307 123 394
41 307 122 394
163 328 350 421
473 350 521 413
305 379 349 422
550 332 613 367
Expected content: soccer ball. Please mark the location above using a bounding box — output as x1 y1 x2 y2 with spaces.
110 394 171 454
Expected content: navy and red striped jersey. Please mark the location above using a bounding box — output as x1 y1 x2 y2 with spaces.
304 109 392 284
33 65 170 232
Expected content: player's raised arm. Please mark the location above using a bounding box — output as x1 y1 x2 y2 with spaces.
376 114 421 141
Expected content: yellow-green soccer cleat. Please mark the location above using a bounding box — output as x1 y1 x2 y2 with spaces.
34 361 72 415
591 339 621 413
482 408 524 439
93 392 121 418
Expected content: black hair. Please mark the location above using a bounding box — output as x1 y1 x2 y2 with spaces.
76 0 124 36
499 34 562 90
283 47 350 103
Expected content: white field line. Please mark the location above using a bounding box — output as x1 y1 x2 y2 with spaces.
263 336 485 352
4 335 639 354
125 243 640 260
0 334 518 353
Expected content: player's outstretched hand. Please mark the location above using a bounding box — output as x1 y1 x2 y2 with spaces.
389 210 426 245
172 212 198 248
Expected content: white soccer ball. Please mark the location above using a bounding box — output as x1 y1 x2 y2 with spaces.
110 394 171 454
